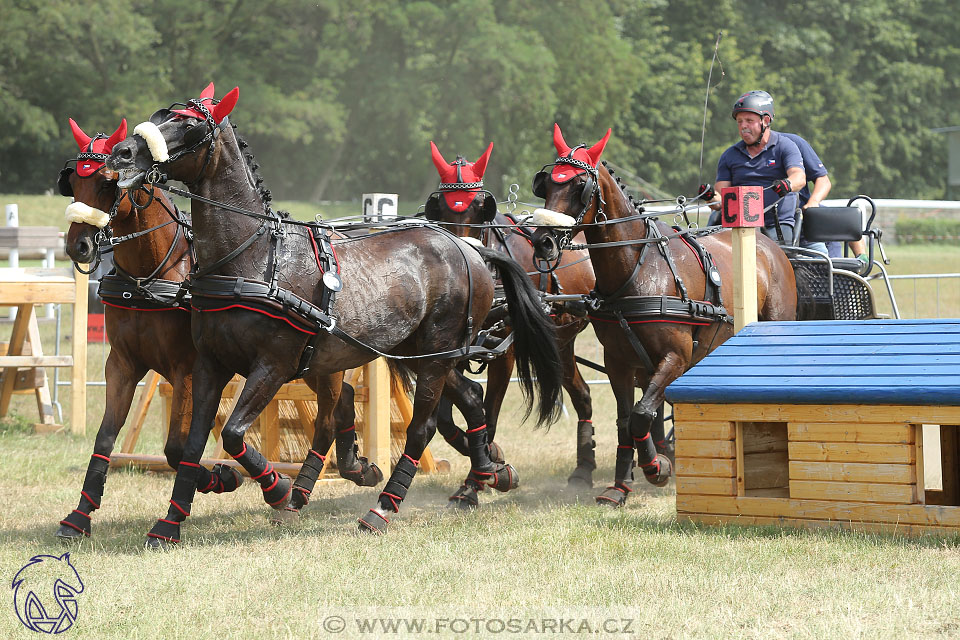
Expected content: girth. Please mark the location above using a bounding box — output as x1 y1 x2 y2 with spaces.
98 272 190 311
589 295 729 324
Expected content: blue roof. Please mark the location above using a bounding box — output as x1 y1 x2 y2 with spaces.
664 319 960 405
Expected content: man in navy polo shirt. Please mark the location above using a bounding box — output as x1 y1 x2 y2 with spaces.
702 90 806 245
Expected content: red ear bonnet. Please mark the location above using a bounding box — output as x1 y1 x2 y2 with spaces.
171 83 239 123
430 141 494 212
70 118 128 177
549 124 611 183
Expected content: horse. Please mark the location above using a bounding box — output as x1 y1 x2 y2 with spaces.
424 141 603 499
105 83 562 541
528 124 798 507
56 116 379 540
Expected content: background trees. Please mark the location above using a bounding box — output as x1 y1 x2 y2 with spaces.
1 0 956 205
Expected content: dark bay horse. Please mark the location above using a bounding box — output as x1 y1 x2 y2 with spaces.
424 141 601 497
56 116 380 540
106 84 562 541
529 124 797 507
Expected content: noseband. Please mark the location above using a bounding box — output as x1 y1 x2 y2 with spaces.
532 150 604 256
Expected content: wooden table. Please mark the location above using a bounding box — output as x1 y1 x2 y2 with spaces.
0 267 88 433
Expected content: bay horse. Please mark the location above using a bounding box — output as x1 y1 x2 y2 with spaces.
106 84 562 542
56 116 380 541
529 124 797 507
424 141 601 499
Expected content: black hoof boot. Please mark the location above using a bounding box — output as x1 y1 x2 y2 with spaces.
595 483 631 508
262 472 292 508
470 464 519 493
447 482 482 510
567 465 594 489
343 458 384 487
57 512 91 540
145 519 181 548
357 508 389 534
198 463 244 494
642 454 673 488
487 441 505 465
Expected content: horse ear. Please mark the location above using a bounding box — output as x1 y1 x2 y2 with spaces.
552 123 571 156
199 82 215 100
430 141 450 174
586 128 612 166
69 118 92 150
211 87 239 123
105 119 128 151
472 142 493 179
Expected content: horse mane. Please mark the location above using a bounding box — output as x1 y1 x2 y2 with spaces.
599 160 643 214
233 125 290 219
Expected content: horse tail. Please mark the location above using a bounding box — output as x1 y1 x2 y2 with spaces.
475 247 563 428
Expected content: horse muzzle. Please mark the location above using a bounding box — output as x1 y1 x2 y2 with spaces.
532 230 561 262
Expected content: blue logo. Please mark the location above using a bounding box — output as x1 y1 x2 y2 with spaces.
11 553 84 634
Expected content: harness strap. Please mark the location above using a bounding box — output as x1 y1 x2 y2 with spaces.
614 310 655 374
191 222 267 281
99 274 190 310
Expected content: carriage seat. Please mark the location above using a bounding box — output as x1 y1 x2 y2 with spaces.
793 206 866 272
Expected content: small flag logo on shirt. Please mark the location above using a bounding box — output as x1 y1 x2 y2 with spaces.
767 159 776 166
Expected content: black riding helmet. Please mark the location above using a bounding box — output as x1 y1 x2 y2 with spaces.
732 90 774 120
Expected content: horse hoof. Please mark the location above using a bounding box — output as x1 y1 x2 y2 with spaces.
447 484 480 510
642 454 673 488
595 484 631 508
56 514 90 540
215 463 244 493
263 472 293 508
470 463 519 492
55 524 86 542
566 467 594 489
357 509 389 535
343 458 383 487
488 441 505 465
144 535 177 550
271 506 301 526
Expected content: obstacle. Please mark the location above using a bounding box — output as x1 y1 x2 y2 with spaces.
665 319 960 536
110 358 448 480
0 266 88 433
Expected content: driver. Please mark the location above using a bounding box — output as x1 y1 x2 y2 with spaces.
702 90 806 245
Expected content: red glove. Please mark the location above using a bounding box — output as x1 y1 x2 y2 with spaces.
698 183 715 201
770 178 792 197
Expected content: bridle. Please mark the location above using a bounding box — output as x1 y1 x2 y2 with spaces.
143 98 228 187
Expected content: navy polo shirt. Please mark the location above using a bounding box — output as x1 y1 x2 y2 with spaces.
781 132 828 207
716 130 804 226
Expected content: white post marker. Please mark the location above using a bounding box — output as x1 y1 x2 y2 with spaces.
720 186 762 332
362 193 398 223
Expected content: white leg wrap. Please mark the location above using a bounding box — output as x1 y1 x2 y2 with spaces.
133 121 169 162
64 202 110 228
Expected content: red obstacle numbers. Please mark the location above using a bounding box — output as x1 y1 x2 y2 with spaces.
720 186 763 228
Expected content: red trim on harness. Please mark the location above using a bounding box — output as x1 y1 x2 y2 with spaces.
102 301 188 312
146 532 180 543
589 316 711 327
308 449 326 461
92 454 110 462
192 304 318 335
380 491 402 512
159 518 180 526
261 473 279 493
80 491 100 509
678 235 705 271
633 433 651 442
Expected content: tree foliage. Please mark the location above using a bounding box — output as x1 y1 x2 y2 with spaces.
0 0 955 204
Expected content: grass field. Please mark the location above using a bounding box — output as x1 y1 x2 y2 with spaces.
2 194 960 638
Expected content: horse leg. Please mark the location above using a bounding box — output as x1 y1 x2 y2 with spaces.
166 372 243 499
561 341 595 488
57 352 146 539
436 396 470 457
358 364 461 534
629 354 683 487
596 367 638 507
333 381 384 487
218 367 294 510
146 358 232 547
649 403 674 466
480 349 513 465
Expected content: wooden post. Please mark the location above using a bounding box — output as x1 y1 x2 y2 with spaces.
71 266 89 434
721 186 763 332
364 357 393 472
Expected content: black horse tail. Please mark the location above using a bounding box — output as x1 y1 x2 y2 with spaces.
475 247 563 428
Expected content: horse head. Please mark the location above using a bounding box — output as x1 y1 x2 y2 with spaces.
529 123 611 262
423 141 496 238
108 82 239 189
60 118 128 264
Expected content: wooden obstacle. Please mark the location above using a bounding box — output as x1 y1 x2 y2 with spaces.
0 266 88 433
665 319 960 536
110 358 448 480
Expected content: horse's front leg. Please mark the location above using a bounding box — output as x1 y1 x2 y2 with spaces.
57 350 146 539
358 363 451 534
595 361 638 507
146 356 232 547
629 352 684 487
